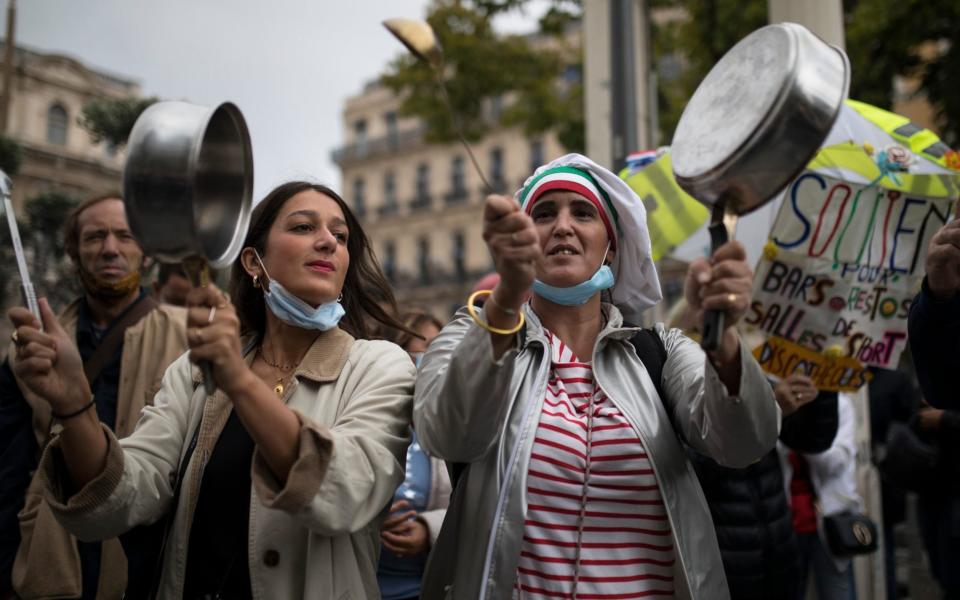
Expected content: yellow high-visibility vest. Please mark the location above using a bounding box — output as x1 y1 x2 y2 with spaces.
619 153 708 261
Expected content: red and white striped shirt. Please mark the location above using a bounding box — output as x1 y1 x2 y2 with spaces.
514 331 676 599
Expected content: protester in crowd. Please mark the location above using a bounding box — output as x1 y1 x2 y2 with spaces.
8 182 417 599
914 400 960 599
378 309 451 600
688 373 838 600
909 218 960 409
868 365 920 600
1 193 188 599
783 393 862 600
152 262 192 307
414 154 780 599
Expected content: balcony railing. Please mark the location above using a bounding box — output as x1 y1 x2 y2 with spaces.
444 187 469 205
377 203 400 218
331 127 425 165
409 194 433 212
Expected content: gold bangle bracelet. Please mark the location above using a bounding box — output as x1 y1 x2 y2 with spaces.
467 290 525 336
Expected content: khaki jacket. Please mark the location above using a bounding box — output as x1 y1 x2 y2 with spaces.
37 327 415 600
9 299 188 599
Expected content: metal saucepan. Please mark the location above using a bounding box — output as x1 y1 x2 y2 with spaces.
671 22 849 350
124 100 253 392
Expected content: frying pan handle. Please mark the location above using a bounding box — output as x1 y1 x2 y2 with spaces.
701 219 729 351
182 257 217 396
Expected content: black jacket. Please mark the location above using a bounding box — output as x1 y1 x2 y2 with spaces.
0 359 37 595
689 390 838 600
908 279 960 410
868 367 920 525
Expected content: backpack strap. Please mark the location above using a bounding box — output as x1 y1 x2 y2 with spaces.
627 327 668 403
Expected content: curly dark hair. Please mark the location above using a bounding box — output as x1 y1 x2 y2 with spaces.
229 181 410 340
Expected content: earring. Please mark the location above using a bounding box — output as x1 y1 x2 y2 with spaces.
252 275 260 289
337 293 343 302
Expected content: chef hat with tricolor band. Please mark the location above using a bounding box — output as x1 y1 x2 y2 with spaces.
515 153 663 320
517 166 620 249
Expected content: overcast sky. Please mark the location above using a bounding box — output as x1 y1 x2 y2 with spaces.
10 0 546 200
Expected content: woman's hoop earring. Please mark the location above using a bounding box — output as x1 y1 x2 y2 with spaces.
337 293 343 302
252 275 260 289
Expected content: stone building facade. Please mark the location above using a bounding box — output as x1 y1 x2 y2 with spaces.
0 42 140 213
333 81 567 319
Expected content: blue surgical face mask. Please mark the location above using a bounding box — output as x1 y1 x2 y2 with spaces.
254 250 345 331
410 352 425 368
532 244 615 306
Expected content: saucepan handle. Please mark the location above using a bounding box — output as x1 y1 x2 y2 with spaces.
701 215 729 352
182 257 217 395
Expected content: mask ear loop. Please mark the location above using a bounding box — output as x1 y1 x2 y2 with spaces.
252 249 274 289
599 242 612 270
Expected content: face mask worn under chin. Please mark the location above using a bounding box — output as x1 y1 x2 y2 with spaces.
79 266 142 301
532 244 615 306
254 250 345 331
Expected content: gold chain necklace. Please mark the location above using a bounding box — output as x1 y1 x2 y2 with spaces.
259 347 296 397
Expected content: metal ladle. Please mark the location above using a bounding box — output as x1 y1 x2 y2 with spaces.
383 18 493 193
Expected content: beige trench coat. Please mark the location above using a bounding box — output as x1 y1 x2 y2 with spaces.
37 327 415 599
9 299 188 599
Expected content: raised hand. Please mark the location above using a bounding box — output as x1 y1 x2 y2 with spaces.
481 194 540 308
184 284 247 395
685 241 754 327
9 298 91 414
925 219 960 301
773 374 818 416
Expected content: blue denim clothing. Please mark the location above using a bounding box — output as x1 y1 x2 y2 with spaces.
378 429 432 600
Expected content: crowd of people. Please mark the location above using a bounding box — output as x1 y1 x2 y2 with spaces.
0 153 956 600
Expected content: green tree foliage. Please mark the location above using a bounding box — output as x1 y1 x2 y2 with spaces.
845 0 960 146
24 192 78 306
381 0 585 152
0 134 22 176
654 0 960 146
651 0 767 141
77 96 158 147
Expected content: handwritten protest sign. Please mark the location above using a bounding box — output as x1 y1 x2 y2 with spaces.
752 336 872 392
744 171 956 382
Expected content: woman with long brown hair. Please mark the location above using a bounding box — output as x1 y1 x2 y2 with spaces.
8 181 416 599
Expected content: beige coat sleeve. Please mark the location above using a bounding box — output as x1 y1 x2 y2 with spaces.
38 353 195 542
251 341 415 536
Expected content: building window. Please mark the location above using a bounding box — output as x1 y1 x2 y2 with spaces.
354 119 368 156
447 156 466 204
352 177 366 218
383 240 396 282
379 171 398 216
452 231 466 280
656 53 683 83
490 147 504 190
412 162 431 210
385 111 398 146
489 95 503 121
47 103 68 145
418 236 431 284
530 140 544 173
562 64 582 85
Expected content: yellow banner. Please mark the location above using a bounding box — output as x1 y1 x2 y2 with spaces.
752 336 873 392
620 154 709 261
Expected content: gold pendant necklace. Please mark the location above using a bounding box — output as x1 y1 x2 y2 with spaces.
259 346 295 397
